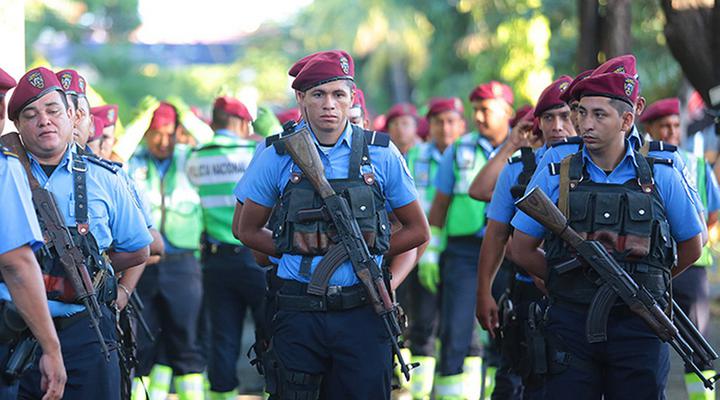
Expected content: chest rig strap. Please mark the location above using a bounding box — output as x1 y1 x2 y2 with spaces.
72 157 90 235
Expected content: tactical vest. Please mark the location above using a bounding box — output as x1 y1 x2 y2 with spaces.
128 144 203 250
406 142 439 215
268 125 391 259
186 134 256 245
508 147 537 200
544 151 676 305
446 132 490 237
680 149 713 267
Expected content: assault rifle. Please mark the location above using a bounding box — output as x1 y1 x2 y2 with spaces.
515 187 720 389
1 133 109 360
278 125 417 381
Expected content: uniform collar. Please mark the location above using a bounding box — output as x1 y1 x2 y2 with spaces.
627 125 643 149
303 120 353 149
581 139 638 170
27 144 74 173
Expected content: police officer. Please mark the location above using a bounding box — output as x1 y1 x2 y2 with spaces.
386 103 420 156
4 66 152 399
347 88 370 128
56 69 92 147
476 77 576 400
186 96 266 400
402 98 465 400
640 97 720 400
235 49 429 399
0 67 66 400
510 71 704 398
128 102 206 400
424 82 514 400
89 104 119 159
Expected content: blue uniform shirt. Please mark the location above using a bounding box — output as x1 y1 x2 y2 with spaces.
511 140 703 243
487 145 548 225
240 120 418 286
0 153 44 254
434 133 503 195
705 162 720 213
0 145 153 316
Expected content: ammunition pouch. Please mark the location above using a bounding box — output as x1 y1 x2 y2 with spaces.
262 345 322 400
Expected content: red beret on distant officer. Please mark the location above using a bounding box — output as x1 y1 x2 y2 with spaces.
149 102 177 130
0 67 17 95
276 108 301 125
8 67 65 121
534 75 573 117
427 97 464 118
56 69 87 97
352 88 368 117
385 103 418 124
469 80 514 106
639 98 680 123
510 104 533 128
592 54 638 79
214 96 253 121
89 114 107 142
91 104 119 127
573 72 639 106
560 69 594 104
290 50 354 92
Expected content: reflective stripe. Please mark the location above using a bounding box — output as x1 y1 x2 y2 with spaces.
435 374 465 397
148 365 172 400
463 356 483 400
685 371 715 400
409 356 436 399
174 373 205 400
200 195 237 208
131 376 149 400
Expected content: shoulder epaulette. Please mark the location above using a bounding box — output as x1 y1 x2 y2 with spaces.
83 155 120 173
363 130 390 147
265 133 281 147
1 146 17 159
548 162 561 176
647 157 674 167
646 141 677 153
83 151 124 168
550 136 584 147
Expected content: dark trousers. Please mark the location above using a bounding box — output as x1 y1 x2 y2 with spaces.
272 304 393 400
136 252 204 376
541 303 670 400
438 239 483 375
203 247 267 392
397 266 439 357
672 265 711 371
0 305 120 400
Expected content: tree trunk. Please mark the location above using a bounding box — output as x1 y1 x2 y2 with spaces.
577 0 601 71
604 0 632 57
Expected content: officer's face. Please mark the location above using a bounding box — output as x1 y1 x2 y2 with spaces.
429 111 465 152
146 123 176 160
347 106 367 128
471 98 511 138
577 96 634 152
388 115 418 151
539 105 575 145
296 80 354 134
646 114 681 146
569 100 581 134
15 91 73 159
74 96 92 146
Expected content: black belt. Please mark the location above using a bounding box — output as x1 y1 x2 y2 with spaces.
203 242 246 257
53 310 90 331
276 280 369 312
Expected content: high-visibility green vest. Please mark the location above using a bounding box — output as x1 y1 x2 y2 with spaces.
446 132 490 237
681 149 713 267
128 144 203 250
406 141 441 215
186 133 256 244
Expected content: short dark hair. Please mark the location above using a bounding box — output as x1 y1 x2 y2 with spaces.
211 108 233 129
609 98 633 116
67 93 79 110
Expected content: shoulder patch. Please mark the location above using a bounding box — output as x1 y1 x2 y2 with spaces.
363 130 390 147
1 146 17 159
550 136 583 147
647 141 677 153
548 162 561 176
84 155 120 174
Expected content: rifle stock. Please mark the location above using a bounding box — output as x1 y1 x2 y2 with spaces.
282 126 335 199
515 188 584 247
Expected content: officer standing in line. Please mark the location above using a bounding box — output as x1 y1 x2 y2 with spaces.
128 102 206 400
475 76 576 400
401 98 465 400
386 103 420 156
424 82 514 400
348 87 370 128
55 69 92 147
640 97 720 400
89 104 119 159
510 71 704 398
0 66 66 400
186 96 266 400
235 49 429 400
4 66 152 399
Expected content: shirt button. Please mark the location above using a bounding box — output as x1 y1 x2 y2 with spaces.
638 209 645 215
603 212 610 219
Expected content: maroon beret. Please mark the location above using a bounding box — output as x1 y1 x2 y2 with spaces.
574 72 639 106
0 67 16 94
534 76 573 117
592 54 638 79
8 67 65 121
89 114 107 142
214 96 252 121
276 108 301 125
291 50 354 92
469 81 514 105
288 53 317 77
639 98 680 123
560 69 594 104
149 102 177 130
416 116 429 141
352 88 368 117
56 69 87 97
385 103 418 125
91 104 119 127
427 97 464 118
509 104 534 128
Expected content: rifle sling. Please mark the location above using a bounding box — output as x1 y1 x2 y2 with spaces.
557 156 573 218
0 133 41 190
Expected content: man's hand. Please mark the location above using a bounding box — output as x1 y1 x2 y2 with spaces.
39 349 66 400
116 284 130 311
507 119 535 151
476 291 499 338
